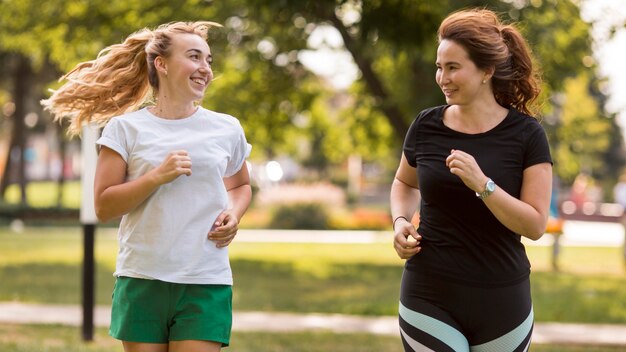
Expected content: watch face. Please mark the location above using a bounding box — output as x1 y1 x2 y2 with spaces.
486 180 496 192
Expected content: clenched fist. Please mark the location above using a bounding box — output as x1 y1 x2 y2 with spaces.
152 150 193 185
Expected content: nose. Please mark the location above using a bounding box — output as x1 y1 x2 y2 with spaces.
199 65 213 82
198 62 210 72
437 69 450 85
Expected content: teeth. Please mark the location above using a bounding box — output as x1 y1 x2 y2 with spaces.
192 78 205 85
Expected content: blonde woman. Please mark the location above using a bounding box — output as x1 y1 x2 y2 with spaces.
390 9 551 351
43 22 252 352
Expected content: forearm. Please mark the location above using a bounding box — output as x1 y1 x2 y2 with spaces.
96 171 161 222
226 184 252 222
483 191 548 240
390 178 420 222
482 164 552 240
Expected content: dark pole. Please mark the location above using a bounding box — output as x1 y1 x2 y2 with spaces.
551 233 560 272
82 223 95 341
80 124 100 342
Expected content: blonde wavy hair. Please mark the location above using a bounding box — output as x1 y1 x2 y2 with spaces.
42 21 221 136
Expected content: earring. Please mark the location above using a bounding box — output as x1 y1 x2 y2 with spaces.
482 79 486 84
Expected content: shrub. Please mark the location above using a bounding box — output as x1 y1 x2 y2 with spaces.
269 203 330 229
350 208 392 230
239 208 271 229
329 207 392 230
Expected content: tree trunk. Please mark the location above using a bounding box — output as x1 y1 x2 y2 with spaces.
328 12 410 139
55 122 67 207
0 55 31 204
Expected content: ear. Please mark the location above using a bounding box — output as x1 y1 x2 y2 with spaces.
154 56 168 75
483 66 495 82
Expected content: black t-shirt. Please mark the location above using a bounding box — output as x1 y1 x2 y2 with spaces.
403 105 552 287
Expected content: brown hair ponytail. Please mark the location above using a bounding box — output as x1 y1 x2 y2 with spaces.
438 9 541 116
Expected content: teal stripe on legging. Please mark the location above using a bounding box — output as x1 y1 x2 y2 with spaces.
470 308 533 352
399 301 469 352
400 326 436 352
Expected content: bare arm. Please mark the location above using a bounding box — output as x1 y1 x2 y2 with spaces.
482 163 552 240
389 154 422 259
208 163 252 248
94 147 192 222
446 149 552 240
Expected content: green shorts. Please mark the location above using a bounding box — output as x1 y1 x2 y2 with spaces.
109 276 232 345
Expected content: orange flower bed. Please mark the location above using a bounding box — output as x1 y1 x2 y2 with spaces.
545 216 563 234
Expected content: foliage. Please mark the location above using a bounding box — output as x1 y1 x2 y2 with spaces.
552 73 613 184
511 0 594 95
329 207 391 230
244 204 392 230
509 0 624 187
2 181 80 208
0 0 622 200
269 202 330 229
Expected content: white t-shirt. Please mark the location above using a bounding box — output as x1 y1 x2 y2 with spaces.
96 107 251 285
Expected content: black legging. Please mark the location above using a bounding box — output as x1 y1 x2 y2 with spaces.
399 269 533 351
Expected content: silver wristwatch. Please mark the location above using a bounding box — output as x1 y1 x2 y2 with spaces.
476 178 496 200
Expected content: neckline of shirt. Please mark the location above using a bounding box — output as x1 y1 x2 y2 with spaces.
143 106 203 125
437 105 512 137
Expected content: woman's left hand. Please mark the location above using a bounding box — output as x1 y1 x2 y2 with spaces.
445 149 487 193
208 210 240 248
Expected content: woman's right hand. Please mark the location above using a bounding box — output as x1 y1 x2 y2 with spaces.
151 150 192 185
393 219 422 259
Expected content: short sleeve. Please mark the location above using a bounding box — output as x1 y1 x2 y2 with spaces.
523 119 553 169
96 118 129 162
224 124 251 177
403 111 426 168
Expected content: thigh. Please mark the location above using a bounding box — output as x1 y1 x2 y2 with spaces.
400 269 533 352
122 341 167 352
399 269 470 352
467 279 533 352
169 340 222 352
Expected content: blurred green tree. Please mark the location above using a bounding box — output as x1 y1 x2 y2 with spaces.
236 0 622 185
0 0 621 204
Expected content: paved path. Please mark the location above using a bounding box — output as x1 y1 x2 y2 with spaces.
236 220 626 247
1 303 626 347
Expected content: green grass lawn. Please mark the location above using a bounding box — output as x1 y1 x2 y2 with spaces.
0 226 625 323
0 226 625 351
3 182 81 208
0 324 623 352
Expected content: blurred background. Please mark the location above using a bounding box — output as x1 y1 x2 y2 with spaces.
1 0 626 351
1 0 625 229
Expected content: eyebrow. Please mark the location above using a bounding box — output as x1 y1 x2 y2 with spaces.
436 61 461 66
186 48 211 57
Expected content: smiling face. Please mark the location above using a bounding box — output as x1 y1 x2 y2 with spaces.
436 39 490 106
157 33 213 103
